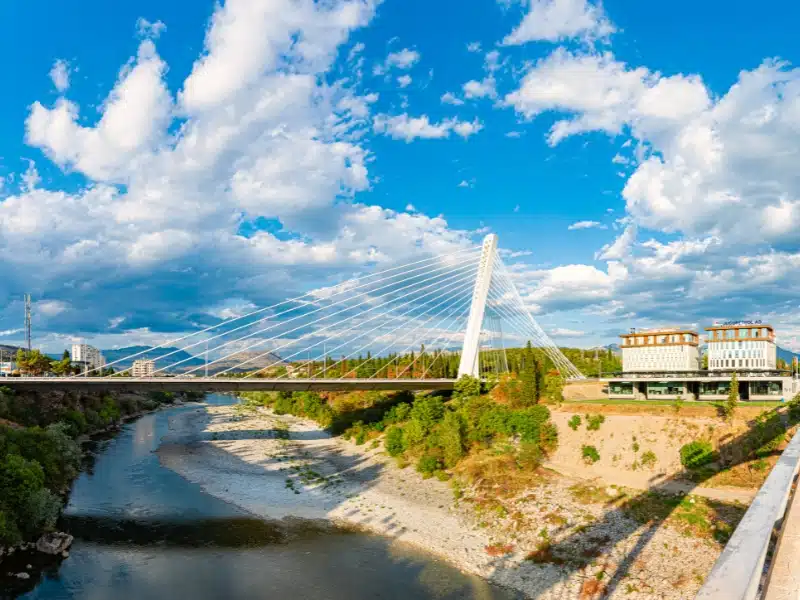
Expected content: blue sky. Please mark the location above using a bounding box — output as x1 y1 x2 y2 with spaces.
2 0 800 354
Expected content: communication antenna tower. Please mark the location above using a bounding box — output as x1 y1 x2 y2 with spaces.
24 294 32 351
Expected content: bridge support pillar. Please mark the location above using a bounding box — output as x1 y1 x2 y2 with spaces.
458 234 498 379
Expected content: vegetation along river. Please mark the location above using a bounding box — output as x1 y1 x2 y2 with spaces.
5 394 520 600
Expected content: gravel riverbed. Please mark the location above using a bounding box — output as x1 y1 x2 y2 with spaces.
158 403 737 599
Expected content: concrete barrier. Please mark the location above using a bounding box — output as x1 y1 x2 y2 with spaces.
696 429 800 600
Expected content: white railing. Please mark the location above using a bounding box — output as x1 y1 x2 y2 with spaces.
696 429 800 599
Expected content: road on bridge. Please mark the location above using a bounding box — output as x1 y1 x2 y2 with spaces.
0 377 456 394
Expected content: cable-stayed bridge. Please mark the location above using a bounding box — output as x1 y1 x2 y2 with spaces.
4 235 584 392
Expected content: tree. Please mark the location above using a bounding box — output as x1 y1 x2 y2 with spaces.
702 353 709 369
724 372 739 420
519 341 539 406
51 350 72 376
15 349 53 376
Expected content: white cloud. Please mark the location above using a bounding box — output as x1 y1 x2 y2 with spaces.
49 59 70 93
373 114 483 142
440 92 464 106
595 224 636 260
551 327 586 337
27 40 172 182
397 74 412 88
463 78 497 99
505 49 711 146
568 220 605 230
3 0 491 349
503 0 615 45
136 17 166 39
505 131 522 138
467 41 482 53
386 48 420 69
458 179 476 188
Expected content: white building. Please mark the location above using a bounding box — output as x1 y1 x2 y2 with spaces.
71 344 105 372
131 359 155 378
620 328 701 372
706 323 776 371
0 361 16 376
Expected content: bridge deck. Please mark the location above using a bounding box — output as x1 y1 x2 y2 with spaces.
0 377 456 393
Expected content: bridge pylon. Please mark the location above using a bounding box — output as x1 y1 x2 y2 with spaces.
458 234 498 378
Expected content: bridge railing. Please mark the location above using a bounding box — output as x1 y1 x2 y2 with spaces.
696 428 800 600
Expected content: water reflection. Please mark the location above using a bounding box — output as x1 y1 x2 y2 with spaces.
14 396 520 600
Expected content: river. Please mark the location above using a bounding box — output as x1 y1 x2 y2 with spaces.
6 395 521 599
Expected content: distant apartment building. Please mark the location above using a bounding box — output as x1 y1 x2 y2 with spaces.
706 323 776 371
71 344 105 372
132 359 156 378
0 361 16 376
620 328 701 372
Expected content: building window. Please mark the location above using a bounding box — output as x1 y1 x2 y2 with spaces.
610 382 634 395
751 381 782 396
647 383 683 396
701 382 730 395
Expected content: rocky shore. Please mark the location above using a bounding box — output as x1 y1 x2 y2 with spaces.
159 403 742 599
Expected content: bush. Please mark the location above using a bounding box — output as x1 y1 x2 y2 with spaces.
61 409 88 437
641 450 657 469
568 415 581 431
440 412 466 468
582 445 600 464
586 414 605 431
409 397 445 431
417 454 443 477
680 440 716 469
385 426 406 457
453 375 481 399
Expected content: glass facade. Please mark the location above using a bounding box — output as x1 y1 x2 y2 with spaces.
751 381 782 396
609 382 634 395
647 382 683 396
700 382 731 395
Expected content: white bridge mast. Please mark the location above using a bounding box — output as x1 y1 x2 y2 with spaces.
458 234 498 378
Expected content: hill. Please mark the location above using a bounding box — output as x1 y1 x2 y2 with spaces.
101 346 285 375
101 346 205 372
777 345 800 365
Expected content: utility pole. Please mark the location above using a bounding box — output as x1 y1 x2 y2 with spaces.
24 294 32 351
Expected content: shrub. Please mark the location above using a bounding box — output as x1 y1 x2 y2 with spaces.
440 411 466 468
61 409 88 437
680 440 716 469
17 488 61 538
385 426 406 457
410 397 445 431
582 445 600 464
384 403 411 424
641 450 657 469
586 414 605 431
454 375 481 399
417 454 443 477
568 415 581 431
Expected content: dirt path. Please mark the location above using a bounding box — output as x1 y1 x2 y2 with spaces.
543 460 756 504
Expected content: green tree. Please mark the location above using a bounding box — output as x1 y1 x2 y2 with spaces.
15 349 53 376
519 341 539 406
453 375 480 399
51 351 72 376
724 373 739 420
440 411 466 467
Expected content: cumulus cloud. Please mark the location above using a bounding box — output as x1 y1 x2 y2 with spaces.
49 59 70 92
397 74 412 88
441 92 464 106
373 114 483 142
503 0 615 45
568 220 605 230
1 1 484 349
136 17 166 39
386 48 420 69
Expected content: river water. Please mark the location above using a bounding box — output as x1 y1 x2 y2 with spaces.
7 395 521 600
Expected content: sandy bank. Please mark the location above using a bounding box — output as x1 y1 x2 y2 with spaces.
159 404 733 599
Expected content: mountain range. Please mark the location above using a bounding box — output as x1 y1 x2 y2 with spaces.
100 346 285 375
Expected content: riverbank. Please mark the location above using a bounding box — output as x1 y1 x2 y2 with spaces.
0 390 202 580
160 402 745 599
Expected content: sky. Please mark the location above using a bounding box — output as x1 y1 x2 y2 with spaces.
1 0 800 354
